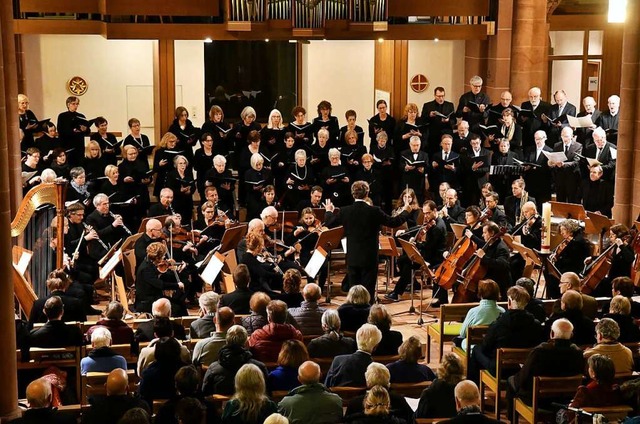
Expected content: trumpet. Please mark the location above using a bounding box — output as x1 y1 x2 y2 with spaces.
109 211 133 236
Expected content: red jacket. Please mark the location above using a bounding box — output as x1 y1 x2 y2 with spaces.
249 323 303 363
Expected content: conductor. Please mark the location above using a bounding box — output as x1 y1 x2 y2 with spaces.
324 180 411 302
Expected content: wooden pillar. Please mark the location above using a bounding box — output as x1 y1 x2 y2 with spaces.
600 24 624 104
613 0 640 224
15 35 26 94
153 40 176 143
485 0 514 102
0 0 22 421
374 40 407 119
464 40 488 94
510 0 548 104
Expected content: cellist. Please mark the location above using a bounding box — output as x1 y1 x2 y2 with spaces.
509 201 542 280
583 224 634 297
385 200 447 304
544 219 591 299
474 221 512 300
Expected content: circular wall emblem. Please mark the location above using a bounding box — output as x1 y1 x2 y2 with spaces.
67 76 88 96
410 74 429 93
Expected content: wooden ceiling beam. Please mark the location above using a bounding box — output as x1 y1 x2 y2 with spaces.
388 0 489 17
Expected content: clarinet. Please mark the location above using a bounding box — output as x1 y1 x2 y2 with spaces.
109 211 133 236
81 222 109 251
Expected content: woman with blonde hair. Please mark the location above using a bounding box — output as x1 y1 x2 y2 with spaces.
166 154 195 222
338 285 371 332
394 102 426 155
348 385 406 424
221 363 278 424
153 132 181 198
81 140 105 183
261 109 285 149
415 353 464 418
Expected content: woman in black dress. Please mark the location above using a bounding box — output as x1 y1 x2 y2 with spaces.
285 148 315 210
66 167 93 210
321 148 350 207
35 122 61 167
312 100 340 146
18 94 39 151
231 106 262 169
244 153 273 220
260 108 286 153
90 116 121 166
118 145 152 228
153 132 182 198
168 106 199 161
123 118 152 161
50 147 71 180
309 128 331 178
205 155 235 213
201 105 231 157
193 132 216 200
135 242 186 315
286 106 314 148
394 103 428 155
81 140 107 191
166 155 196 222
241 231 283 292
290 208 327 288
339 109 365 146
368 100 396 148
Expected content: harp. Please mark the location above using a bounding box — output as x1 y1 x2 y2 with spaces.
12 181 66 318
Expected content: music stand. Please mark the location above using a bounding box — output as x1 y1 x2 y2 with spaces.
533 249 561 299
311 208 326 222
98 239 122 267
379 235 400 303
138 215 169 233
314 226 344 303
219 224 248 254
585 211 614 252
550 201 587 221
99 248 123 301
396 238 433 325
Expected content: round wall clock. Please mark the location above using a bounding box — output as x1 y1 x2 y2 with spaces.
410 74 429 93
67 76 88 96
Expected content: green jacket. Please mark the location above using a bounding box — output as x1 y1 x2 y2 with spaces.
278 383 343 424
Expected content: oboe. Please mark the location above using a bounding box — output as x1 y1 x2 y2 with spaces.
81 222 109 251
109 211 133 236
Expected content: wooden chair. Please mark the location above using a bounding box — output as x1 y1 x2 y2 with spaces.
18 346 83 402
513 375 583 424
180 315 199 335
329 386 366 406
82 343 139 365
81 369 138 404
390 381 431 398
271 390 289 402
451 325 489 372
372 354 400 365
582 405 633 422
479 348 530 419
415 419 448 424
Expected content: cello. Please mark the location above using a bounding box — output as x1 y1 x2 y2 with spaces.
452 227 507 303
580 242 615 295
434 208 492 291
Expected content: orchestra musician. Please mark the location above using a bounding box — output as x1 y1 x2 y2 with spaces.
149 188 175 217
385 200 447 304
439 188 466 230
291 208 328 289
473 221 512 300
201 185 235 221
504 179 536 228
86 193 129 253
509 201 542 280
193 200 229 252
545 219 591 299
135 241 186 316
134 218 164 269
584 224 634 297
393 188 420 228
483 191 510 231
462 206 485 247
241 231 284 293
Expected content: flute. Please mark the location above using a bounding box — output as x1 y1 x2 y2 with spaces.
109 211 133 236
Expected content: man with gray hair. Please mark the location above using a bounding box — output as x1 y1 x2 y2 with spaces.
576 96 601 145
456 75 491 130
399 136 429 204
518 86 551 152
86 192 128 248
550 126 582 203
14 378 76 424
344 362 414 423
190 291 220 338
202 325 269 395
506 317 584 419
307 309 356 358
134 298 187 342
80 327 127 374
324 323 382 387
289 283 325 335
581 126 616 182
524 130 553 208
596 94 620 145
448 380 500 423
278 361 343 424
584 318 633 376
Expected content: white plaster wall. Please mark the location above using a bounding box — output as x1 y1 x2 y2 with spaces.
407 40 466 114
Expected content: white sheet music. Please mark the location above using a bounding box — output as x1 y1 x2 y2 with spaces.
200 252 225 286
541 150 568 163
340 237 347 254
99 249 122 279
567 115 595 128
15 251 32 276
305 249 327 279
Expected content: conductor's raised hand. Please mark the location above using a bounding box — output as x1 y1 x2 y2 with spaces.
323 199 335 212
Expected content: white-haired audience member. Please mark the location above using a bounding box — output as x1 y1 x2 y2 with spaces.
134 298 187 342
324 323 382 388
80 327 127 375
190 291 220 338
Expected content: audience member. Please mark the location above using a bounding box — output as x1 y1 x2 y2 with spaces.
137 317 191 376
515 278 546 323
603 295 640 343
288 283 325 335
29 277 86 324
345 385 406 424
83 368 150 424
29 296 83 348
80 327 127 374
221 363 278 424
174 397 209 424
85 301 135 345
220 265 252 315
267 340 310 392
117 407 151 424
307 309 357 358
139 337 186 405
11 378 76 424
551 272 597 319
337 285 371 332
545 290 596 345
249 300 303 363
192 307 235 367
387 336 435 384
441 380 500 423
457 280 504 351
584 318 633 377
325 323 382 387
367 304 403 356
278 269 304 308
155 365 217 424
416 353 465 419
134 299 187 342
190 291 220 339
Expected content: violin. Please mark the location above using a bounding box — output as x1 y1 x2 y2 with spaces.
157 258 185 274
267 222 297 233
415 219 436 243
549 237 570 264
257 249 284 275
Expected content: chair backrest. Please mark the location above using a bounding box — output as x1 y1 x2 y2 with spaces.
329 386 366 406
467 325 489 346
530 375 583 413
390 381 432 398
495 348 531 383
582 405 633 422
372 355 400 365
82 369 138 403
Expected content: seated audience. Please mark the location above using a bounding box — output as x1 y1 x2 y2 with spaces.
457 280 505 351
267 340 309 392
242 292 271 336
83 368 150 424
278 361 343 424
545 290 596 346
344 385 406 424
344 362 414 424
10 378 76 424
338 285 371 332
367 304 403 356
190 291 220 339
221 363 278 424
154 365 217 424
29 276 86 324
202 325 269 396
325 323 382 388
80 327 127 374
288 283 325 336
29 296 83 348
139 337 186 405
584 318 633 377
192 307 235 367
118 407 151 424
443 380 500 423
603 277 640 318
552 272 598 320
603 295 640 343
219 264 252 315
134 298 187 342
386 336 435 384
516 278 546 323
173 397 208 424
85 301 135 345
278 269 304 308
137 317 191 376
307 309 357 358
416 353 465 419
249 300 303 363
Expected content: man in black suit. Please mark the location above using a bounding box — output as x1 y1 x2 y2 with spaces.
596 94 620 145
460 134 491 207
440 189 466 228
134 218 163 270
422 86 455 155
581 127 616 182
550 126 583 204
489 139 518 204
523 131 553 208
444 380 501 424
386 200 448 303
483 192 510 231
575 96 601 146
430 135 460 192
295 185 323 212
503 178 536 228
134 298 188 342
83 368 150 424
452 120 472 153
13 377 77 424
506 318 584 420
399 136 429 204
324 323 381 387
86 193 130 252
510 201 542 280
518 87 552 151
542 89 577 142
219 264 253 315
486 90 515 126
149 187 176 217
324 180 410 301
29 296 84 348
456 75 491 131
29 276 87 324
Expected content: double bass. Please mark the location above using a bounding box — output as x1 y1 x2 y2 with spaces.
452 227 506 303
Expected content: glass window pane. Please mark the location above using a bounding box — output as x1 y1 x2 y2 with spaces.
588 31 603 55
551 60 583 108
549 31 584 56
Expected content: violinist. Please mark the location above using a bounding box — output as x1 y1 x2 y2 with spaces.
135 242 186 316
393 188 420 227
385 200 447 304
583 224 634 297
202 185 235 221
291 208 328 288
474 221 512 299
241 231 283 293
193 200 227 253
162 215 200 306
257 185 280 216
484 191 510 231
134 218 163 269
545 219 591 299
509 201 541 280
